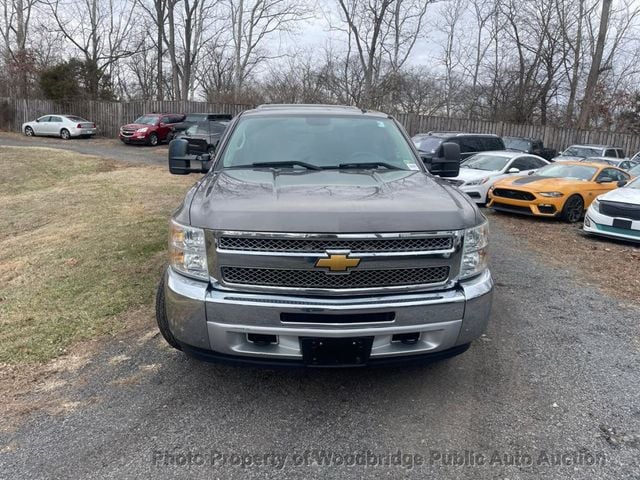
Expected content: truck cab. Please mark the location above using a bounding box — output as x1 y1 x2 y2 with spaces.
156 105 493 367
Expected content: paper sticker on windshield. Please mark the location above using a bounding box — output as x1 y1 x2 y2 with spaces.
377 121 385 128
407 163 419 170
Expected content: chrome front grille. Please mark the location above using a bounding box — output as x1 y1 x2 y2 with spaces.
210 230 462 294
221 266 450 289
218 235 453 253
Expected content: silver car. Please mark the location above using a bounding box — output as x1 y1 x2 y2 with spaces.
22 115 97 139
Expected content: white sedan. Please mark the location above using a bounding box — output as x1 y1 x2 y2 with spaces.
583 176 640 243
22 115 97 140
451 151 549 204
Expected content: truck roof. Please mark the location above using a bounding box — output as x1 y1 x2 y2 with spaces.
244 104 389 118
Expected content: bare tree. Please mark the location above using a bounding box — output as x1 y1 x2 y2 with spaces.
46 0 143 96
577 0 612 128
223 0 311 97
332 0 431 107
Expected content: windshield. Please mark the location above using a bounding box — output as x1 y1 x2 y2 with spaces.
536 163 597 181
561 146 601 158
220 115 419 171
133 115 159 125
627 177 640 189
185 122 208 135
504 138 531 151
461 154 510 171
413 136 443 153
629 163 640 176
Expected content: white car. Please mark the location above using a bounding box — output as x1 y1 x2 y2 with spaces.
22 115 97 140
583 176 640 243
451 151 549 204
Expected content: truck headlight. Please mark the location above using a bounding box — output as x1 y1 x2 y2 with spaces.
169 220 208 280
460 221 489 280
136 127 148 133
538 191 564 197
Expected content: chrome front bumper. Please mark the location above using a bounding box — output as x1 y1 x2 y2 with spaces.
164 267 493 364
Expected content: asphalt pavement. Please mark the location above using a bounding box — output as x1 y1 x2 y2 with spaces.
0 132 168 165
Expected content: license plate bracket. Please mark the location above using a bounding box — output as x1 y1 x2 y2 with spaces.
300 336 374 366
613 218 632 230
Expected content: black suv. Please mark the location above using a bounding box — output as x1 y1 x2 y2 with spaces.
412 132 505 167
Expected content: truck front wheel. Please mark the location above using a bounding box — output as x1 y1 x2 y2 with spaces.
155 276 182 350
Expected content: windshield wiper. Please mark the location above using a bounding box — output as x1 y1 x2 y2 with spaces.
336 162 403 170
231 161 322 170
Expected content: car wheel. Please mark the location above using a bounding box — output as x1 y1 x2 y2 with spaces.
24 126 34 136
155 276 182 351
148 133 159 146
560 194 584 223
60 128 71 140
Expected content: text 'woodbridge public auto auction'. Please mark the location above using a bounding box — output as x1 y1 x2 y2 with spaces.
151 449 606 470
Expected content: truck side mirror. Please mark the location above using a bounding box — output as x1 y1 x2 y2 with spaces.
168 139 211 175
423 142 460 178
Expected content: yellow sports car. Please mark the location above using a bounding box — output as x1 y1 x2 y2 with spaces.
487 161 631 222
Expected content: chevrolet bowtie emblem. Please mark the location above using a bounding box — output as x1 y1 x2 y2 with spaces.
315 253 361 272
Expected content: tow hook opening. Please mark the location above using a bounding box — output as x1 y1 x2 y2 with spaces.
392 332 420 345
247 333 278 346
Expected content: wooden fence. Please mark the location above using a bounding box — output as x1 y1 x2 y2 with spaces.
2 97 640 155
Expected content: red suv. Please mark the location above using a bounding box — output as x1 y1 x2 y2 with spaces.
119 113 185 146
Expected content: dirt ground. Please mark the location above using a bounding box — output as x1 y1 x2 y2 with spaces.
485 209 640 304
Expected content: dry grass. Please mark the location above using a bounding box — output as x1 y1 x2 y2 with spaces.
486 209 640 304
0 146 193 363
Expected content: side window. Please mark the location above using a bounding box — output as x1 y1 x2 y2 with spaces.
38 116 50 122
529 157 547 169
531 140 543 150
604 149 616 157
597 168 622 181
480 137 501 150
160 116 170 125
170 115 183 124
459 137 481 153
616 149 625 158
50 116 62 122
619 161 630 170
509 157 539 171
491 137 505 150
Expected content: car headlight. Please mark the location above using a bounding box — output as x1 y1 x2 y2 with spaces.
460 221 489 280
169 220 208 280
465 177 490 186
590 198 600 213
538 191 564 197
136 127 148 133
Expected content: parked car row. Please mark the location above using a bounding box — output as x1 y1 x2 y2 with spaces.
20 111 232 155
411 131 640 244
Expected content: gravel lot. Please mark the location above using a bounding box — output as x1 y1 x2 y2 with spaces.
1 137 639 479
2 214 639 479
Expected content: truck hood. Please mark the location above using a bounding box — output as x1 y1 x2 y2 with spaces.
188 169 478 232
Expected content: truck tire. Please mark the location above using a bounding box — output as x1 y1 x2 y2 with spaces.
156 276 182 350
560 194 584 223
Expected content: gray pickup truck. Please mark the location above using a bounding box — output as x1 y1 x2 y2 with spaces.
156 104 493 367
